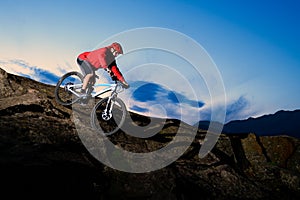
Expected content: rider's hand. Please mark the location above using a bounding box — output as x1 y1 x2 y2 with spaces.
111 75 118 81
121 80 130 89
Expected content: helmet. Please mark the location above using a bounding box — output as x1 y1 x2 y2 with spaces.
110 42 123 54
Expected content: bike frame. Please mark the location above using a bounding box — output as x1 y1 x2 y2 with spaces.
91 83 118 98
66 82 119 98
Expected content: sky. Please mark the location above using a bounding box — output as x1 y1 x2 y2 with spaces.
0 0 299 125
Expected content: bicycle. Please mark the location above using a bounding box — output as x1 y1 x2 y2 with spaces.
54 71 128 135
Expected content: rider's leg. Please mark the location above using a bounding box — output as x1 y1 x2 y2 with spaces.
81 73 93 92
77 58 94 94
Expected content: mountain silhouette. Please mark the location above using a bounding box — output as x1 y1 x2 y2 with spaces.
195 110 300 139
1 67 300 199
223 110 300 138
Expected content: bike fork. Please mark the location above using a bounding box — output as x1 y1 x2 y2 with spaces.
102 96 115 121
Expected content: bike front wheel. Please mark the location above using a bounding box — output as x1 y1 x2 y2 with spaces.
91 97 127 135
55 71 83 106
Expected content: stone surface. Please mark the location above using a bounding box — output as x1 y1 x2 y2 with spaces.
1 67 300 199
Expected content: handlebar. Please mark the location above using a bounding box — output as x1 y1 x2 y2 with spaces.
92 74 129 89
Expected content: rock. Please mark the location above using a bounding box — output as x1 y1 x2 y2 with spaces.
1 67 300 199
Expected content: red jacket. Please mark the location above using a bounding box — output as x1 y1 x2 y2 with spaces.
78 47 125 82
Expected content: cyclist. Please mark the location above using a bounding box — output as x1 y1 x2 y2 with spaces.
77 42 130 97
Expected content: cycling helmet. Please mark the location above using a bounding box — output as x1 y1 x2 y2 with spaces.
110 42 123 54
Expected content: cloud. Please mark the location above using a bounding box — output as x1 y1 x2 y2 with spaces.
193 95 260 125
124 82 259 125
123 81 205 124
130 81 204 107
130 105 149 113
34 68 61 85
0 59 60 85
225 95 258 122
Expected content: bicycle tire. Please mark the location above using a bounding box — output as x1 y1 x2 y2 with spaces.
55 71 84 106
91 97 127 135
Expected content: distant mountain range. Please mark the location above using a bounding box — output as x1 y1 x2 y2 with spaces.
224 109 300 138
197 110 300 138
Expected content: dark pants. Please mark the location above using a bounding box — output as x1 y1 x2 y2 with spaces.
77 58 95 77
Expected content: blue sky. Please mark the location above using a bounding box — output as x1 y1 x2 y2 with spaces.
0 0 299 125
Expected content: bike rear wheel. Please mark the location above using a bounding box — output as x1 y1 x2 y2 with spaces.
55 71 84 106
91 97 127 135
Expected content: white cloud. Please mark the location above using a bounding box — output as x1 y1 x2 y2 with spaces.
0 59 60 85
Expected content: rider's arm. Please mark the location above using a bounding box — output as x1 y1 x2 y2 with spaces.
111 65 124 82
110 65 129 88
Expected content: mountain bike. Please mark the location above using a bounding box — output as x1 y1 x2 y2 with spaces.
55 71 128 135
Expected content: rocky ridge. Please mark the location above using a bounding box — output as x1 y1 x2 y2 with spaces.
0 67 300 199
